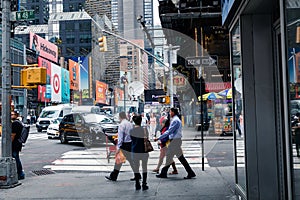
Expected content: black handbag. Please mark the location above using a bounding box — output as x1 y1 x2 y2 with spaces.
143 128 154 153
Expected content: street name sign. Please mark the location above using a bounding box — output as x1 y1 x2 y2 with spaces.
15 10 35 21
186 56 218 67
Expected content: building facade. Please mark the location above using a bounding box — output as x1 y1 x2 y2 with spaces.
223 0 300 199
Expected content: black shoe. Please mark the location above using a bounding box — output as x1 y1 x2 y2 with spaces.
142 184 149 190
18 175 25 180
135 184 141 190
156 174 167 178
105 176 116 181
184 173 196 179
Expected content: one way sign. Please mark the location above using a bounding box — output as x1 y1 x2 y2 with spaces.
186 55 218 67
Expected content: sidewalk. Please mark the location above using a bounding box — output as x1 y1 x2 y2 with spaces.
1 125 237 199
1 167 237 200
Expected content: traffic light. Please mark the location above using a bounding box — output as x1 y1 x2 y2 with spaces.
158 96 170 104
11 0 19 11
98 36 107 52
21 67 47 86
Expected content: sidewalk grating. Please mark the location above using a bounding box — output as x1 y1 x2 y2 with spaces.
31 169 56 176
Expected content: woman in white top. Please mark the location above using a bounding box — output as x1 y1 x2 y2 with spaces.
149 113 157 138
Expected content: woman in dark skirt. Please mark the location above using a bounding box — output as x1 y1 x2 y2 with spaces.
130 115 149 190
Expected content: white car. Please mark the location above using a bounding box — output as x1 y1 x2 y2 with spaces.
47 119 61 139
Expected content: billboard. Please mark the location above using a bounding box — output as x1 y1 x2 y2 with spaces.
69 56 89 91
38 57 52 101
61 68 70 103
29 32 58 63
68 59 80 90
114 87 124 106
144 89 166 103
95 81 107 104
51 63 62 102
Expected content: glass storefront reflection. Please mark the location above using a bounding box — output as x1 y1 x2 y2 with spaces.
231 22 246 192
286 1 300 199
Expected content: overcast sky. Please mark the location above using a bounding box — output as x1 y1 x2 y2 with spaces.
153 0 160 26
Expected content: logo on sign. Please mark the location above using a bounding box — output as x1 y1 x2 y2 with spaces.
53 74 60 93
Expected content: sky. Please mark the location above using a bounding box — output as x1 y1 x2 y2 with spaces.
153 0 161 26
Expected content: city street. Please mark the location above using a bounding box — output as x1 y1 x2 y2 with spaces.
4 126 235 175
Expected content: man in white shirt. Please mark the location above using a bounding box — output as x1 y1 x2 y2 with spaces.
105 112 135 181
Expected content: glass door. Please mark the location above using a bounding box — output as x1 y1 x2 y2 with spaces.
231 21 247 193
285 1 300 199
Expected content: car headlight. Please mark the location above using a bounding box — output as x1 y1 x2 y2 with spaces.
90 127 99 132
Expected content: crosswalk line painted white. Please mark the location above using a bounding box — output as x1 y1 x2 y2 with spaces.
43 140 209 172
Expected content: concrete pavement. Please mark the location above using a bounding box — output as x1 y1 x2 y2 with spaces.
1 167 237 200
1 126 237 199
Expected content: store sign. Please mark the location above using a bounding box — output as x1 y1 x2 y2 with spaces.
173 75 186 86
206 82 231 92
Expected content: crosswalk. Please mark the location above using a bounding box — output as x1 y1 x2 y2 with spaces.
43 140 209 172
27 132 48 140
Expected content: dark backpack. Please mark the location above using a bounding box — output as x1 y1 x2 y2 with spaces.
17 123 30 144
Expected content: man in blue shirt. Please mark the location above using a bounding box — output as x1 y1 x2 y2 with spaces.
154 107 196 179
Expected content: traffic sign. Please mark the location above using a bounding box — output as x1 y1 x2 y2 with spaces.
186 56 218 67
15 10 35 21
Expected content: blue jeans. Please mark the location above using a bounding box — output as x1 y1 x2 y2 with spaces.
12 150 24 178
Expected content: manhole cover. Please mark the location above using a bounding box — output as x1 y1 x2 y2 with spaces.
31 169 56 176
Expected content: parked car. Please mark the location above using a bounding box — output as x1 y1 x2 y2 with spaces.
59 113 118 147
47 119 61 139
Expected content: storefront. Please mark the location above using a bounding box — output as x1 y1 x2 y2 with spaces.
223 0 300 199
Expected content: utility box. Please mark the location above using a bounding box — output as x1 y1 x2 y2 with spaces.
0 157 20 188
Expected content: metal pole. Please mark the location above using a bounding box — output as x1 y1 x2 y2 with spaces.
1 0 12 159
0 0 20 188
169 44 174 108
200 27 204 171
23 89 28 123
124 84 126 113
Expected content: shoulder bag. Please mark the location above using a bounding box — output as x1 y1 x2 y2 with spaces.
144 128 154 153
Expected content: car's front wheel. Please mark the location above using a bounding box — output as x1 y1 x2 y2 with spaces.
60 131 68 144
82 133 93 148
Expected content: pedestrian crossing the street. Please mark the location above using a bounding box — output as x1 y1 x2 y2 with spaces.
43 140 209 173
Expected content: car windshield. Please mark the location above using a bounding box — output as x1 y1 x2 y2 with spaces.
40 110 59 118
82 113 113 123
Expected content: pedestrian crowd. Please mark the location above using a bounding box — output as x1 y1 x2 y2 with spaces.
105 107 196 191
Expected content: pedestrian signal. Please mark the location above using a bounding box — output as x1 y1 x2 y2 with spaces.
21 67 47 86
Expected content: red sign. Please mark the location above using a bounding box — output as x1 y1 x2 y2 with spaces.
69 59 79 90
95 81 107 104
205 82 231 92
29 32 58 63
53 74 60 93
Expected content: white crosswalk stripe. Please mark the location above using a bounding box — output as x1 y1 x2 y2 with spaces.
43 140 209 172
27 133 48 140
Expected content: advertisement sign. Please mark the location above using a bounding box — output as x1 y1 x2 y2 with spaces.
51 63 62 102
38 57 52 98
114 87 124 106
61 68 70 103
288 48 300 83
95 81 107 104
38 85 50 102
69 56 89 91
29 32 58 63
144 89 166 103
68 59 80 90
